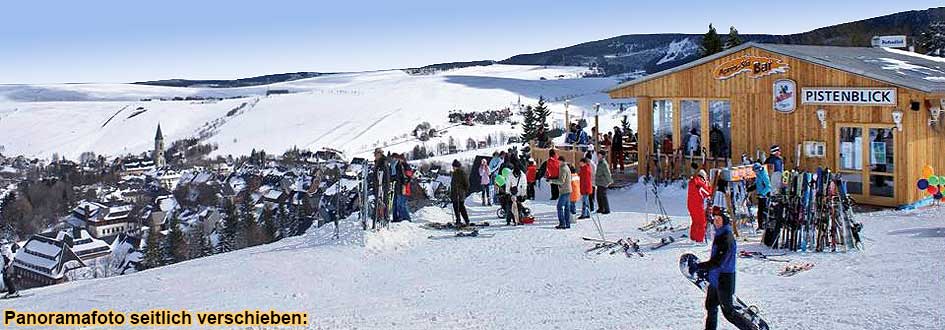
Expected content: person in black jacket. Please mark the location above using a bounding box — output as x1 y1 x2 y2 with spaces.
2 248 17 298
692 207 752 330
450 159 470 225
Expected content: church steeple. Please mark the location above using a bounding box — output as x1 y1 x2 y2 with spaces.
153 124 166 168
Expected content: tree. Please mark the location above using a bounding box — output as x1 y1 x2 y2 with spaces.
218 200 238 253
163 214 187 264
725 26 742 49
921 22 945 56
533 97 551 144
141 230 164 270
701 24 723 57
240 198 260 247
519 105 537 143
620 115 632 133
261 205 278 243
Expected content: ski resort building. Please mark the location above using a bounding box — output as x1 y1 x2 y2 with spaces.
609 42 945 208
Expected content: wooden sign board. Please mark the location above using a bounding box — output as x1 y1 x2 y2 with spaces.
714 55 789 80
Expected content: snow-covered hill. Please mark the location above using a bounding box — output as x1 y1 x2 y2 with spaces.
7 186 943 329
0 65 633 160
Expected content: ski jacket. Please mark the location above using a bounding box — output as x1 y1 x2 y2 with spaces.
754 167 772 197
488 157 503 176
765 155 784 173
699 224 737 288
451 168 469 201
505 173 526 197
546 157 560 179
570 175 581 202
595 159 614 187
555 164 571 194
612 130 624 151
687 175 712 209
579 164 594 195
526 164 537 183
478 164 490 185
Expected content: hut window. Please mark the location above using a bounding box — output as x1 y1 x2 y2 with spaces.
708 100 731 159
652 100 673 153
680 100 702 157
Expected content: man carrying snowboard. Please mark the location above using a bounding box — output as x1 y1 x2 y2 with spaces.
691 207 752 330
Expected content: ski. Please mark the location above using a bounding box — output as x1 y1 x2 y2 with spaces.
427 229 494 239
738 251 790 262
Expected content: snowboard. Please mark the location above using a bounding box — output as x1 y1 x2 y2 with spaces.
679 253 770 330
1 292 24 300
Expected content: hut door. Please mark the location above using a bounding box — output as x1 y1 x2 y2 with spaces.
837 124 896 204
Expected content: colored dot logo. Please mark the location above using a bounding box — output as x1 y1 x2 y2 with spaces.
916 165 944 200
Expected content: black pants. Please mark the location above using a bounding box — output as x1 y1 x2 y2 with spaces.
705 273 753 330
452 199 469 225
596 186 610 213
550 182 559 200
527 182 535 200
3 274 16 295
756 196 768 230
480 188 490 206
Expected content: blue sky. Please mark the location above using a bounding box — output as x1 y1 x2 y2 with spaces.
1 0 940 84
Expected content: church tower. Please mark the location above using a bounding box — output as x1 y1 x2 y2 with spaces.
154 124 166 168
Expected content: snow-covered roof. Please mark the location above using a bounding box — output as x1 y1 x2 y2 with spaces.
610 42 945 94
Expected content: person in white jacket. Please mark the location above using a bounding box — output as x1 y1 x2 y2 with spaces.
505 167 528 225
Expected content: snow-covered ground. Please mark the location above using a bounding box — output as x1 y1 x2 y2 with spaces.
0 65 633 160
8 183 943 330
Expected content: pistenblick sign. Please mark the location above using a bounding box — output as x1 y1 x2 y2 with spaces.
800 88 896 106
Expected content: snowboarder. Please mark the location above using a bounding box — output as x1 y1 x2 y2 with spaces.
553 156 572 229
578 158 593 219
752 163 772 230
450 160 470 225
526 160 537 200
2 246 17 298
687 167 712 243
478 159 492 206
690 208 753 330
594 150 613 214
765 145 784 194
546 150 561 200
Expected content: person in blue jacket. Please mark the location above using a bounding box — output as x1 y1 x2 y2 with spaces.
692 207 752 330
752 163 771 230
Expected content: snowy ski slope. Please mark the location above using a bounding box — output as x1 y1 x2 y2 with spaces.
0 65 630 160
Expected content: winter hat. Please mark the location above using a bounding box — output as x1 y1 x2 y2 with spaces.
452 159 461 168
697 169 707 179
712 207 731 225
770 145 781 153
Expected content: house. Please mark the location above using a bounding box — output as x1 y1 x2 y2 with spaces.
608 42 945 208
67 200 140 238
122 157 155 176
12 230 87 289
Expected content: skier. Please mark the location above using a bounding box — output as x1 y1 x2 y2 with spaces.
526 160 537 200
569 166 580 216
578 158 594 219
611 127 624 172
765 145 784 194
2 245 17 298
450 160 470 226
687 168 712 243
690 208 753 330
505 167 527 225
478 159 491 206
594 150 613 214
752 163 772 230
553 156 572 229
546 150 561 200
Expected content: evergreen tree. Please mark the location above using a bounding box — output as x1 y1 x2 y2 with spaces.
261 205 278 243
725 26 743 49
519 105 537 143
240 198 260 247
164 214 187 264
620 115 632 133
532 96 551 143
921 22 945 56
218 200 239 253
701 24 723 57
141 230 164 269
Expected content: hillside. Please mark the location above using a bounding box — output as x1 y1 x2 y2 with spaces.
0 65 629 160
501 7 945 76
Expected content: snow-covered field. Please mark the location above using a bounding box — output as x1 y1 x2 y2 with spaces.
9 184 943 330
0 65 633 160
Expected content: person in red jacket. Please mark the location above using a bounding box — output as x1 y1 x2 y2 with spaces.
578 158 594 219
526 160 537 200
687 167 712 243
546 150 560 200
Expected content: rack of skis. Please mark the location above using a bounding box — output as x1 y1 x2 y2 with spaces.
762 168 864 252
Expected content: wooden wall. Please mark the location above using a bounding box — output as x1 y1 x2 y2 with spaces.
609 46 944 207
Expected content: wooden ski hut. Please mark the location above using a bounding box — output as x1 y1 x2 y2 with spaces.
608 42 945 208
